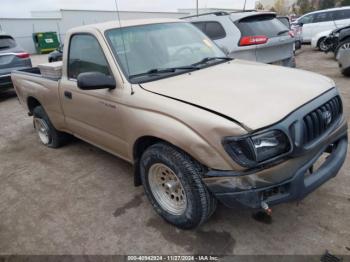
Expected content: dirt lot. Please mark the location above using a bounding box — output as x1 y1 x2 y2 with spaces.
0 46 349 255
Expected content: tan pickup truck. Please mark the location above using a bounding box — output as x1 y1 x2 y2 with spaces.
11 19 348 229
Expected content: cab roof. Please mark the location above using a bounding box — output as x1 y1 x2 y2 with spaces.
67 18 182 33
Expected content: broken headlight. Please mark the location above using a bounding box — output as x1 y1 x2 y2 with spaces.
223 130 291 168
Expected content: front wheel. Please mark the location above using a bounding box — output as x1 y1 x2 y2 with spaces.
140 143 217 229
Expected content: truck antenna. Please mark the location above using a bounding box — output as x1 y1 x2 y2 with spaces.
243 0 247 11
113 0 134 94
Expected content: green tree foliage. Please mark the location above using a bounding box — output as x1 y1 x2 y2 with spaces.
255 1 264 10
340 0 350 5
297 0 315 14
319 0 336 9
274 0 288 15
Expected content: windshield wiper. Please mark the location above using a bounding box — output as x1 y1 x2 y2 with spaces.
277 29 290 36
191 57 232 67
129 66 199 79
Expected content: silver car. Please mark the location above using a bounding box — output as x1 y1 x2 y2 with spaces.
0 33 32 91
338 48 350 76
183 11 296 67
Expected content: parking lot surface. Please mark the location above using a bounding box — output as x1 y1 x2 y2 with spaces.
0 47 349 255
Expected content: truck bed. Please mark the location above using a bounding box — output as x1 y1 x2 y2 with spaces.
11 66 64 128
14 67 61 81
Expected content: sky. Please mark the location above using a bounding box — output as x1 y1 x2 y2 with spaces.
0 0 256 18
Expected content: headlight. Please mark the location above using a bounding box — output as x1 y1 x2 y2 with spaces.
223 130 291 168
334 33 340 37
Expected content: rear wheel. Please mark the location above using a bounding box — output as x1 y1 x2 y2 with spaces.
33 106 69 148
140 143 217 229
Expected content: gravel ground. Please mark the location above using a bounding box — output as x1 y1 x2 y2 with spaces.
0 46 349 255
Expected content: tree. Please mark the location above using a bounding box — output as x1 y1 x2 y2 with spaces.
274 0 288 15
340 0 350 5
291 3 299 14
297 0 315 15
319 0 336 8
255 1 264 10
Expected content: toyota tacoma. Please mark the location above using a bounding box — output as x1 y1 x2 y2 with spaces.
11 19 348 229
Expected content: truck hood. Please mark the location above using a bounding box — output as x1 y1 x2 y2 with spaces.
140 60 334 130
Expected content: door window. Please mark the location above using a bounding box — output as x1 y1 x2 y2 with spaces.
192 22 206 32
192 21 226 40
313 12 333 23
68 34 111 79
333 9 350 20
299 14 314 24
204 22 226 40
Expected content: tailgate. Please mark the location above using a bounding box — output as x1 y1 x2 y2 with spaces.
256 36 294 63
235 13 294 64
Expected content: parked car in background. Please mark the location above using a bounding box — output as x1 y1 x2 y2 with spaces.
0 33 32 92
48 44 63 62
311 29 333 51
293 6 350 43
184 11 296 67
11 19 348 229
338 48 350 76
278 16 302 50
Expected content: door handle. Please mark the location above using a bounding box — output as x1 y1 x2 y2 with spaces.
64 91 72 99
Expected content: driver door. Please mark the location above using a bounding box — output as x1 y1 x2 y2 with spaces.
60 33 128 157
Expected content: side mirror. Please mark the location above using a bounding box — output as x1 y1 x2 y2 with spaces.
77 72 116 90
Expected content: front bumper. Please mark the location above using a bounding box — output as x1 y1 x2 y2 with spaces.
204 90 348 209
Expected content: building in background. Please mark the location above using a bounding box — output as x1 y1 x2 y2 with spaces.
179 8 239 14
0 9 189 54
180 0 256 14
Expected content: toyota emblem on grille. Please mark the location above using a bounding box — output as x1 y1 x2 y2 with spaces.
323 111 332 125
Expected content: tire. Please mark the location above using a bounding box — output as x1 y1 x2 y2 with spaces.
334 39 350 60
140 142 217 229
317 37 328 52
342 67 350 77
33 106 69 148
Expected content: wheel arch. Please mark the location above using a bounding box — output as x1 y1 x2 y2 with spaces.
27 96 42 115
132 135 206 187
339 35 350 43
317 36 326 47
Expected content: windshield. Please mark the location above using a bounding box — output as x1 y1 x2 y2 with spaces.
106 22 226 82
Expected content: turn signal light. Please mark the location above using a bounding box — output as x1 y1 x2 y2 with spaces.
239 35 268 46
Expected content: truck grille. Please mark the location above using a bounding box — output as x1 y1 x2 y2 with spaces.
303 96 342 144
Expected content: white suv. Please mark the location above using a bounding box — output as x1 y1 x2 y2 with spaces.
294 6 350 43
183 11 295 67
